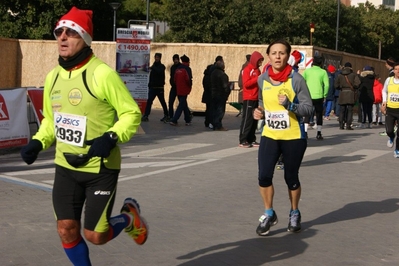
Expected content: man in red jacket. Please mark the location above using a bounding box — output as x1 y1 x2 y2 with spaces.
239 51 264 147
170 54 193 126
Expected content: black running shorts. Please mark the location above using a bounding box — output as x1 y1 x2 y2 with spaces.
52 165 119 232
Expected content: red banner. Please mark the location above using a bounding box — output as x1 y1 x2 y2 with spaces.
27 88 44 126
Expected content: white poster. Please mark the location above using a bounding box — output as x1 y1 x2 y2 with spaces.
0 88 29 148
116 27 152 113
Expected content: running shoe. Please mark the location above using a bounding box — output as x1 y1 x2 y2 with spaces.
379 131 387 136
169 121 178 126
316 134 324 140
287 210 301 233
256 211 278 236
160 116 170 123
185 122 191 126
252 142 260 147
394 150 399 158
141 115 149 122
387 138 394 148
275 162 284 170
239 142 252 148
120 198 148 245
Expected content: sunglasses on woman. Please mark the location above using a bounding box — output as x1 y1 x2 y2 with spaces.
54 28 80 38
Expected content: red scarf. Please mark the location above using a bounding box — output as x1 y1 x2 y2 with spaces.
268 65 292 82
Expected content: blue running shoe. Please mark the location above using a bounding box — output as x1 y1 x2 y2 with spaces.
287 210 301 233
394 150 399 158
256 211 278 236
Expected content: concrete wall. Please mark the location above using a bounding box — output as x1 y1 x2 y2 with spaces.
0 38 387 112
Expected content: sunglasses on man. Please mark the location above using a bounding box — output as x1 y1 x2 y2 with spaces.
54 28 80 38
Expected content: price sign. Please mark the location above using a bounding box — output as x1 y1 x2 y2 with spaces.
117 44 150 53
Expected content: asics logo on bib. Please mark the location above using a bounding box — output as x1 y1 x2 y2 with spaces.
56 114 80 126
270 113 285 119
94 190 111 195
55 114 62 123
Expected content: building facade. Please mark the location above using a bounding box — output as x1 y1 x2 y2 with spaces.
350 0 397 10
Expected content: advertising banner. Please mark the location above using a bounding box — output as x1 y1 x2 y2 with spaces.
116 27 152 113
27 88 44 126
0 88 29 149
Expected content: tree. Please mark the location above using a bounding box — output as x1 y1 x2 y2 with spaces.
2 0 399 58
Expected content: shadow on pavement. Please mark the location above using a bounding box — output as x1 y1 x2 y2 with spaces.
176 198 399 265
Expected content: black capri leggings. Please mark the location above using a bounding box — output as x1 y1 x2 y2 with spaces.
304 98 324 126
258 136 307 190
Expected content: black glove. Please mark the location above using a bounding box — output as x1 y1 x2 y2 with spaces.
20 139 43 165
86 133 117 158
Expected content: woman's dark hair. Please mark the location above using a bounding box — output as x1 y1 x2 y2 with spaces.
266 39 291 55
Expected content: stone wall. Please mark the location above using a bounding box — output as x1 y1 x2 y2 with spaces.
0 38 387 112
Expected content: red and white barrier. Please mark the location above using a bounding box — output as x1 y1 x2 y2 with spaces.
0 88 30 148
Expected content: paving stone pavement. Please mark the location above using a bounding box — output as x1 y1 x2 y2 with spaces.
1 109 398 266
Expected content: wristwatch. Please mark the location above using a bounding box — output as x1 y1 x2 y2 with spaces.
107 131 118 140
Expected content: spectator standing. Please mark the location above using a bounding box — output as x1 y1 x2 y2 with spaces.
239 51 264 146
324 65 337 120
238 54 251 90
168 54 181 119
358 66 375 128
142 53 168 122
253 39 313 236
20 7 147 265
381 62 399 158
211 60 230 131
302 56 329 140
372 74 384 125
202 56 223 129
170 55 193 126
334 62 361 130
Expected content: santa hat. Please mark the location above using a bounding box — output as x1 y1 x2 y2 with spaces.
291 50 302 64
54 7 93 46
327 65 336 73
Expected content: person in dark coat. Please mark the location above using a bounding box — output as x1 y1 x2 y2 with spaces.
324 65 336 120
168 54 181 120
202 55 223 128
142 53 168 122
211 60 230 131
334 62 361 130
358 66 375 128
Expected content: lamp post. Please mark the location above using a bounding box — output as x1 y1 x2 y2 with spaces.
310 22 315 46
109 2 121 41
335 0 340 50
146 0 150 29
